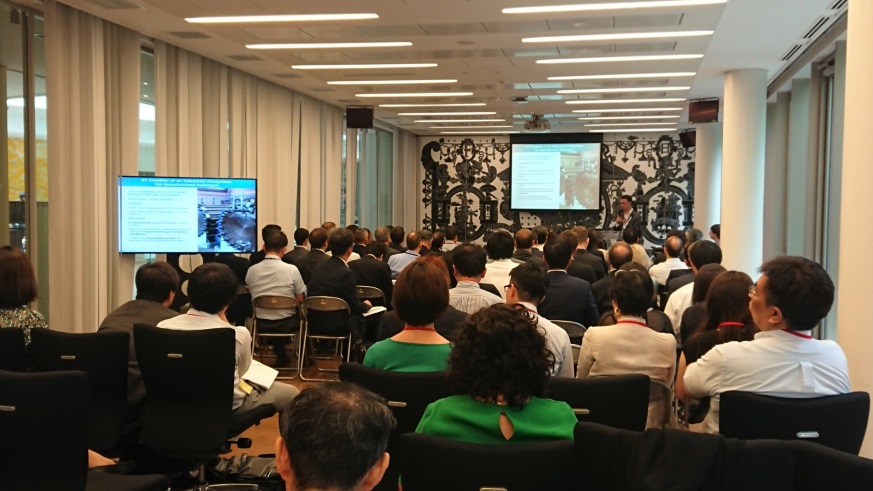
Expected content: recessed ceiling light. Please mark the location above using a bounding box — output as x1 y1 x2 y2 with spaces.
356 92 473 98
292 63 438 69
248 41 412 49
538 54 703 65
578 115 680 120
523 31 712 43
503 0 727 15
566 98 686 104
379 103 486 107
571 107 684 113
558 86 690 94
429 125 515 129
398 111 495 116
586 122 678 127
186 13 379 23
588 128 679 133
415 119 505 123
441 131 520 134
328 79 456 85
549 72 696 81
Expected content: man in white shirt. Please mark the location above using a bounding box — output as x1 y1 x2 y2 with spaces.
505 261 574 378
159 263 298 420
481 230 519 300
684 256 850 434
448 243 502 315
246 231 306 367
664 240 722 333
441 225 459 252
649 235 687 288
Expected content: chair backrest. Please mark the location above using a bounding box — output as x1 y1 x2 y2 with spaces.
252 295 299 312
29 329 129 453
134 324 236 460
397 433 577 491
545 375 650 431
792 439 873 490
550 320 586 344
303 296 351 313
719 391 870 455
0 328 28 371
356 285 386 305
0 370 89 490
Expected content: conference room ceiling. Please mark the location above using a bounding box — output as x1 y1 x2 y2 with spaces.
55 0 846 136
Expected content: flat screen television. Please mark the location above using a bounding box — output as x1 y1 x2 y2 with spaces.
118 176 257 254
509 134 603 211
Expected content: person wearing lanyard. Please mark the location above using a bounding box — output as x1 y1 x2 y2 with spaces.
684 256 851 434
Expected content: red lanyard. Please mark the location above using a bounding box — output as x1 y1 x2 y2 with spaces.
616 320 648 328
782 329 813 339
403 327 436 332
718 321 745 329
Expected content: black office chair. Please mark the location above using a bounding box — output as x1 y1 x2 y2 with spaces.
300 296 353 381
719 390 870 454
29 329 129 454
251 294 301 378
0 328 28 371
792 439 873 490
339 363 453 491
397 433 577 491
0 370 170 491
134 324 274 489
545 374 650 431
550 319 586 345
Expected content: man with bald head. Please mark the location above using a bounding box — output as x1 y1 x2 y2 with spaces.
649 235 687 288
512 228 542 263
592 241 635 315
387 231 422 278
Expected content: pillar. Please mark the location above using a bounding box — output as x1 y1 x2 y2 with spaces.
763 92 789 260
720 69 767 276
693 123 722 235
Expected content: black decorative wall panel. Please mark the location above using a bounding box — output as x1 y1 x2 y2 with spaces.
419 135 696 246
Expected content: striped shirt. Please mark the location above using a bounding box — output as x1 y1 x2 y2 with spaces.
449 281 503 315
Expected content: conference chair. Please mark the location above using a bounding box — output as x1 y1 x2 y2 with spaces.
792 439 873 491
649 379 676 429
550 319 586 345
339 363 453 491
0 328 28 371
29 329 129 454
250 294 301 379
300 296 353 381
356 285 386 308
545 374 650 431
719 390 870 454
397 433 577 491
0 370 170 491
571 343 581 376
134 324 274 489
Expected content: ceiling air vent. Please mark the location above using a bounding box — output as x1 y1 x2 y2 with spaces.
87 0 142 9
169 31 210 39
781 44 803 62
802 17 829 39
829 0 848 10
227 55 262 61
273 73 302 79
309 87 335 92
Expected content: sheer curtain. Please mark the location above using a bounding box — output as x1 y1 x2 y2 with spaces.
298 96 344 228
395 129 423 229
45 1 140 331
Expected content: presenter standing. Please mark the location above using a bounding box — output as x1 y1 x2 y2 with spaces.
612 195 642 233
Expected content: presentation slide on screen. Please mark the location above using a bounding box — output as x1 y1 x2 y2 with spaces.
510 143 601 210
118 177 257 254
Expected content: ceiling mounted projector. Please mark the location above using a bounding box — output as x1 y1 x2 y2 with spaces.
524 114 551 132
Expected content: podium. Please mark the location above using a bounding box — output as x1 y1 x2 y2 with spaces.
600 230 621 247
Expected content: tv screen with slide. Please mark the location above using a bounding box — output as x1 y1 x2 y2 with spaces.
118 176 257 254
510 141 601 211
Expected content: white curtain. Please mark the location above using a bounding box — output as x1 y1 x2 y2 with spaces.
45 1 140 331
298 96 344 229
395 129 422 228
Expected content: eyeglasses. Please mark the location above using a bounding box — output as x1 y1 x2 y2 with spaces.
504 284 513 293
748 283 757 296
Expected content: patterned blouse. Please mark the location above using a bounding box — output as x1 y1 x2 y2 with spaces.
0 306 48 345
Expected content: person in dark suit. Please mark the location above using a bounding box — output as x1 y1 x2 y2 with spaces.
538 235 599 327
349 242 394 309
611 194 642 233
282 228 310 266
511 228 542 263
571 226 606 281
429 231 446 257
249 224 281 266
295 227 330 284
306 228 373 340
389 226 407 253
559 231 597 284
592 241 634 316
352 228 368 257
374 226 400 263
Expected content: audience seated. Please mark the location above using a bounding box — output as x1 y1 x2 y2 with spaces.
709 223 720 244
374 226 400 263
448 243 503 315
364 258 451 372
577 264 676 428
441 226 459 252
98 261 180 422
622 228 652 270
481 230 519 300
664 240 723 330
245 230 306 367
676 264 727 345
651 229 686 265
571 226 606 280
506 262 574 378
250 224 281 266
429 231 446 256
0 245 47 346
418 229 433 255
295 227 330 284
415 304 577 444
353 228 369 257
539 235 599 327
275 383 396 491
282 227 310 265
349 242 394 309
389 226 407 253
684 256 851 434
157 263 299 421
595 263 674 336
558 230 596 283
649 235 687 288
387 231 422 279
591 241 634 316
531 225 548 255
511 228 541 263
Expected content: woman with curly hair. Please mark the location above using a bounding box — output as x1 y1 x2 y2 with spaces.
415 303 577 444
0 246 47 345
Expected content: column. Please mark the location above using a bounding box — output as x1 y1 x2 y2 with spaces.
720 69 767 276
763 92 790 260
837 0 873 459
785 79 811 256
693 123 722 235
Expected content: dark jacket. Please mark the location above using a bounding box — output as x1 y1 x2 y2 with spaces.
295 249 330 284
349 255 394 309
574 249 606 281
539 271 600 327
306 256 370 338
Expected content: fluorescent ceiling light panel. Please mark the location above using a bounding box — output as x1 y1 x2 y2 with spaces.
442 131 520 134
292 63 438 69
187 13 379 23
415 119 505 123
571 107 683 113
567 98 686 104
589 128 678 133
429 125 515 128
380 103 486 107
248 41 411 49
503 0 727 15
538 54 703 65
558 86 689 94
549 72 696 81
398 111 495 116
523 30 712 43
586 122 678 127
356 92 473 98
577 115 680 120
328 79 456 85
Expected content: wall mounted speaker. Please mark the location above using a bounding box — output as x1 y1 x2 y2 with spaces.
346 105 374 129
688 98 719 124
